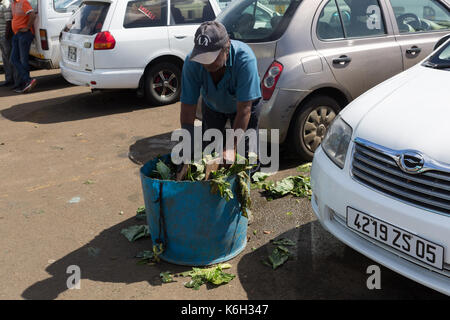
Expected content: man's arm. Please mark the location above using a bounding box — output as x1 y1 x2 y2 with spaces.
25 11 36 30
223 100 253 164
180 102 197 127
232 100 253 132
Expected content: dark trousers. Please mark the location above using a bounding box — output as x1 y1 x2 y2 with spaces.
0 36 17 84
201 99 261 169
10 31 34 87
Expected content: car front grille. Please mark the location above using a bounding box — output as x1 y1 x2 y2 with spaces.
351 139 450 217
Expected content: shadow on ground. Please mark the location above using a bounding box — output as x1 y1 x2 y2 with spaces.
1 90 161 124
21 216 193 300
238 221 448 300
0 73 73 98
128 132 178 165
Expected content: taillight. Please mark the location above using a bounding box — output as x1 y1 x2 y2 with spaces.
40 29 49 50
262 61 283 101
94 31 115 50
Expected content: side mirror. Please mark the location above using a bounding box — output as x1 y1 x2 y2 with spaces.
434 34 450 51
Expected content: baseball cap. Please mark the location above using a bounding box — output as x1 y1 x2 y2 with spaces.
190 21 229 65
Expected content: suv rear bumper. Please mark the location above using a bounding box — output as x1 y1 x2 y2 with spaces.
60 62 142 89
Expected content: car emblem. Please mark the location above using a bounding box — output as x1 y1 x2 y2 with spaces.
399 151 425 173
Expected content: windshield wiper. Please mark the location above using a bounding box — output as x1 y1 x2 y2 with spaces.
423 61 450 69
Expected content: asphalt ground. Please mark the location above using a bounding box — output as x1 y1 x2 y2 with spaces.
0 69 447 300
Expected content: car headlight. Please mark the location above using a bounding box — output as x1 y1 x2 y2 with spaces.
321 115 353 169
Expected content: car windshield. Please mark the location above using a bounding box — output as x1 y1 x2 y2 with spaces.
65 2 110 35
425 40 450 69
216 0 302 42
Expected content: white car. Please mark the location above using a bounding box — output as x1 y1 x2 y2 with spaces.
311 37 450 295
59 0 221 105
30 0 83 69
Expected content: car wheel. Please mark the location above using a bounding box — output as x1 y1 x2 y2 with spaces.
144 62 181 106
289 95 340 161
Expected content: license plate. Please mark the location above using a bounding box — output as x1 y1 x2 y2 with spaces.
68 46 77 62
346 207 444 270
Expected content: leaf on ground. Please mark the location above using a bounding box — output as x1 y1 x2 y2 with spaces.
297 162 312 173
160 271 175 283
267 245 291 269
87 247 101 257
135 206 146 220
251 172 271 183
121 225 149 242
178 264 234 290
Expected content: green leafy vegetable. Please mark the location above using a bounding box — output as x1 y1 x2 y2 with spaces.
297 162 312 173
156 160 172 180
177 263 235 290
266 245 291 269
135 206 146 220
160 271 175 283
120 225 150 242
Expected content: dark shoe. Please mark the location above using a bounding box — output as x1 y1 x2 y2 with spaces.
22 79 37 93
14 85 25 93
0 81 13 87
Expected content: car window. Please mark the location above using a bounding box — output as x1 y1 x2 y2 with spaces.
389 0 450 33
336 0 387 38
66 2 110 35
217 0 302 43
54 0 82 13
427 39 450 66
170 0 215 25
124 0 168 28
317 0 345 40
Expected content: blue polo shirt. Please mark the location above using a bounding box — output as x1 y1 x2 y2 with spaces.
180 40 261 114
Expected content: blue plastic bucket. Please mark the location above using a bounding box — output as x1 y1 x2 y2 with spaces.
140 155 248 266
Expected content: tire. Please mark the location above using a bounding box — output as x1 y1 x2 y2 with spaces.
144 62 181 106
289 95 341 161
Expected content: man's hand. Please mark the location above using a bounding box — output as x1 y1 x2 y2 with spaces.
222 148 236 167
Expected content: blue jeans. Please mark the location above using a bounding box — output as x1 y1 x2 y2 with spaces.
10 31 34 86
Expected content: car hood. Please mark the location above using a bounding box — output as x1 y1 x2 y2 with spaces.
342 65 450 163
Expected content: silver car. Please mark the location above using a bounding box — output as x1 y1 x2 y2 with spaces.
217 0 450 160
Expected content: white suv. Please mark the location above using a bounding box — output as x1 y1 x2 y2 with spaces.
59 0 221 105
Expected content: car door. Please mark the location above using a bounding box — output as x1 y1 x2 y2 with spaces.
60 0 112 73
385 0 450 70
167 0 221 59
102 0 169 71
312 0 404 100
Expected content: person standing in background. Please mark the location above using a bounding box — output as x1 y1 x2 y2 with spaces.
0 0 16 87
10 0 36 93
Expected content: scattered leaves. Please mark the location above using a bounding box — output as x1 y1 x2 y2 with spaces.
160 271 175 283
121 225 150 242
178 264 235 290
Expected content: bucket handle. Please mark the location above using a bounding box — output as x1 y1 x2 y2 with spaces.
154 182 168 249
